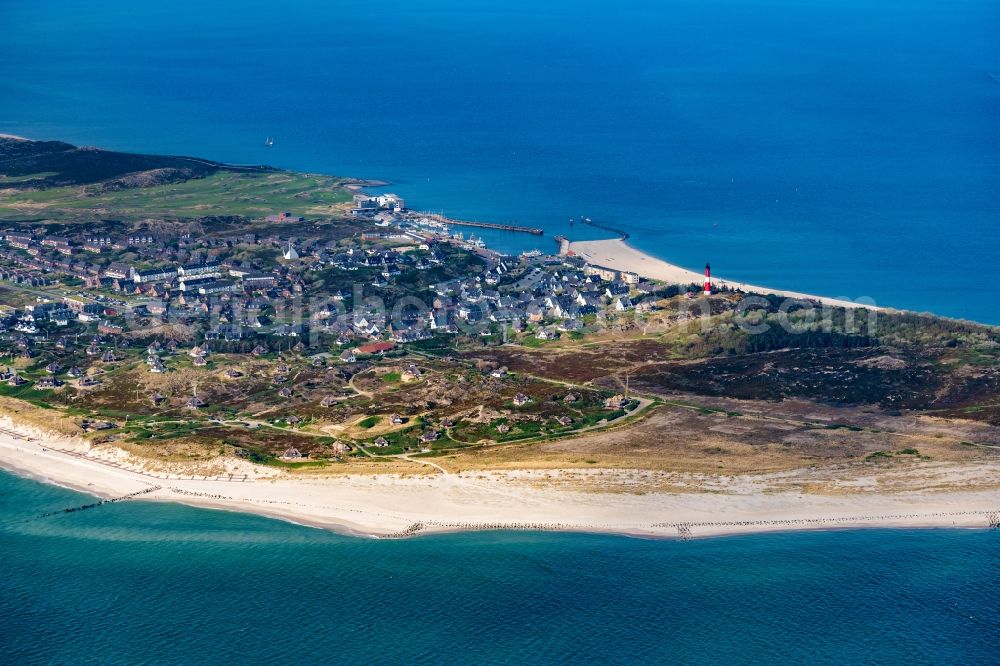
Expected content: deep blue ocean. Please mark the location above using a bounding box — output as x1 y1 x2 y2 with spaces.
0 470 997 664
1 5 999 659
1 0 998 322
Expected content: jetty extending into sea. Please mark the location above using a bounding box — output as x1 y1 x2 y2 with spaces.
450 220 543 235
414 211 543 235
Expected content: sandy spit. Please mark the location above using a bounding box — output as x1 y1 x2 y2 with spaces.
569 238 882 310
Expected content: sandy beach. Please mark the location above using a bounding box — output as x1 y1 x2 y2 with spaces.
569 238 881 311
1 422 995 539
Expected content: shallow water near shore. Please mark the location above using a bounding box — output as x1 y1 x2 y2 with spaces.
2 0 998 323
1 470 997 664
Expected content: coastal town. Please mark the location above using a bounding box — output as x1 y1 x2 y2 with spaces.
0 178 697 462
0 192 682 345
0 136 997 517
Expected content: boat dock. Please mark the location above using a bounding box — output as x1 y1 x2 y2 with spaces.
445 219 544 235
411 212 543 236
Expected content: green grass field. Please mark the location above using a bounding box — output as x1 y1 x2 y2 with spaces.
0 171 352 220
0 172 59 184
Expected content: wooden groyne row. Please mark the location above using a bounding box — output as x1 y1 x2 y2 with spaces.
650 509 1000 533
39 485 161 518
166 486 236 501
408 509 1000 538
384 521 579 538
423 520 578 533
385 522 426 539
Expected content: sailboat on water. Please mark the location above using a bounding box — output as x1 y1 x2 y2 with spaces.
264 137 274 147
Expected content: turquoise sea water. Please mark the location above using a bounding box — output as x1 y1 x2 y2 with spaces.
0 470 997 664
1 0 998 322
2 4 999 660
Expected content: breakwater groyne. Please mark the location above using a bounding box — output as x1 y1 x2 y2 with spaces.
387 509 1000 539
581 217 629 240
39 485 161 518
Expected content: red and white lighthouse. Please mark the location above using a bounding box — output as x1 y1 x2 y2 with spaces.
704 262 712 295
